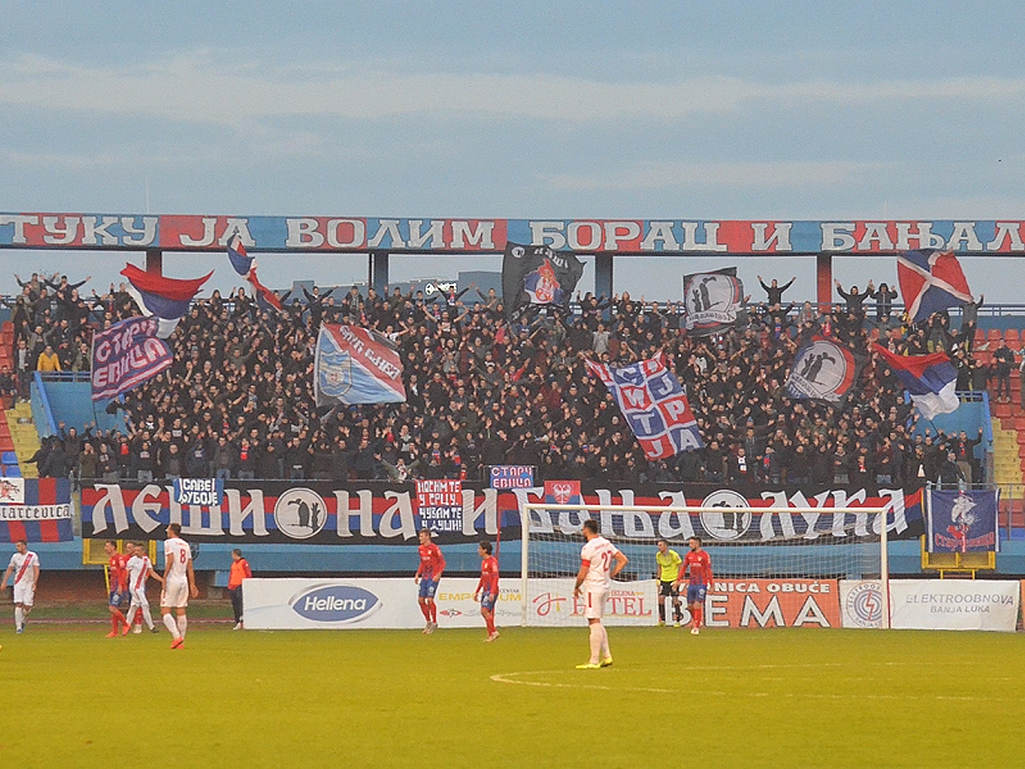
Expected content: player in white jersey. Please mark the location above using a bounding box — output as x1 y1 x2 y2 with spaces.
126 541 163 634
2 540 40 634
161 523 198 649
573 520 627 670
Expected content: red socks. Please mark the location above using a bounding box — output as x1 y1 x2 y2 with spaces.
692 605 703 628
111 610 126 632
485 614 495 634
429 603 437 623
419 602 430 621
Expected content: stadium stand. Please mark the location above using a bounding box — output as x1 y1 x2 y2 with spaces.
0 274 1002 489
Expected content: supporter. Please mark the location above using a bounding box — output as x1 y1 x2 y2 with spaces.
834 280 870 317
78 442 97 481
992 340 1014 403
36 344 62 372
11 271 992 488
936 451 965 489
868 282 899 324
757 275 796 306
961 294 983 351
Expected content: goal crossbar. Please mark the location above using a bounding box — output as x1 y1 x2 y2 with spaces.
519 503 890 629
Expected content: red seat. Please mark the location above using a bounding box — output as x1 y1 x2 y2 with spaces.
1014 416 1025 431
988 329 1002 341
993 402 1012 419
1006 329 1021 344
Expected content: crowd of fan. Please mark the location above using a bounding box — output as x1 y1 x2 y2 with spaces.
10 270 1007 489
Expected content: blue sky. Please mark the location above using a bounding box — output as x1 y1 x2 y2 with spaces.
2 1 1024 301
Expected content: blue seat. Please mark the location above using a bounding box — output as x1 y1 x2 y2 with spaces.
2 465 21 478
1 451 16 465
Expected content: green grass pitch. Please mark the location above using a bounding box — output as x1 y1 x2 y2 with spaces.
1 621 1022 768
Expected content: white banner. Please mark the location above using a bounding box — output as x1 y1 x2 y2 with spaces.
242 577 522 630
242 577 658 629
888 579 1020 632
839 580 885 629
525 579 658 627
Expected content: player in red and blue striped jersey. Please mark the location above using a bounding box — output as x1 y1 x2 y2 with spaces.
103 540 131 638
474 541 500 642
414 529 445 634
674 536 712 635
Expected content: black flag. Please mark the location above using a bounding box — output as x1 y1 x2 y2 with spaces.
502 242 584 318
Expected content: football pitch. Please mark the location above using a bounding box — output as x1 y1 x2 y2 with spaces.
1 622 1022 769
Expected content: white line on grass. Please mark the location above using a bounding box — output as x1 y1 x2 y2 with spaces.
490 668 1015 702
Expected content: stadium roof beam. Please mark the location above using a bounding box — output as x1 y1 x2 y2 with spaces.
3 213 1023 307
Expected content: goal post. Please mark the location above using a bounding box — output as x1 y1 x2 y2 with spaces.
519 502 891 629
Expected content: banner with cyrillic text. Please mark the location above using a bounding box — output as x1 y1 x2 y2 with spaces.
81 481 925 545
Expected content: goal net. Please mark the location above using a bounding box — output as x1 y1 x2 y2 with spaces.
518 502 890 629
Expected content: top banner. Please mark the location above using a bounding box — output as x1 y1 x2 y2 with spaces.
3 215 1025 254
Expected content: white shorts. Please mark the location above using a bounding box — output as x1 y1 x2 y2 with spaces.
129 587 150 607
583 587 607 620
13 581 35 607
161 579 188 609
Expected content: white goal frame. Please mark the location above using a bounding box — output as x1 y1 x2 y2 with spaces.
519 503 890 629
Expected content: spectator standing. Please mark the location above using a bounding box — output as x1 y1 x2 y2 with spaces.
992 341 1014 403
960 295 983 351
757 275 795 306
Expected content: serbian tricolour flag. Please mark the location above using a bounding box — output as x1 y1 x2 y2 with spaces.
121 264 212 338
873 344 959 419
585 352 703 460
228 237 282 310
0 478 73 543
897 249 972 323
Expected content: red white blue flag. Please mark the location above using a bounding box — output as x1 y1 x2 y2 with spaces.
314 324 406 406
121 263 212 337
872 345 959 419
896 249 972 323
228 237 282 310
0 478 73 542
90 316 173 401
585 352 703 460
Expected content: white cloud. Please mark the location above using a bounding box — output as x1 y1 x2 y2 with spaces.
1 52 1023 126
539 159 892 191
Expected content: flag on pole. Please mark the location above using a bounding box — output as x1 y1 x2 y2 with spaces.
896 249 972 323
120 264 212 338
227 237 282 310
502 242 583 318
873 344 959 419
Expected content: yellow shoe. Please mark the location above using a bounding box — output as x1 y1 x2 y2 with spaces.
599 657 613 668
575 662 601 670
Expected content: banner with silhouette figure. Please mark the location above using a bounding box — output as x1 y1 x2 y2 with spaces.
682 267 747 335
785 336 864 406
82 480 924 546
